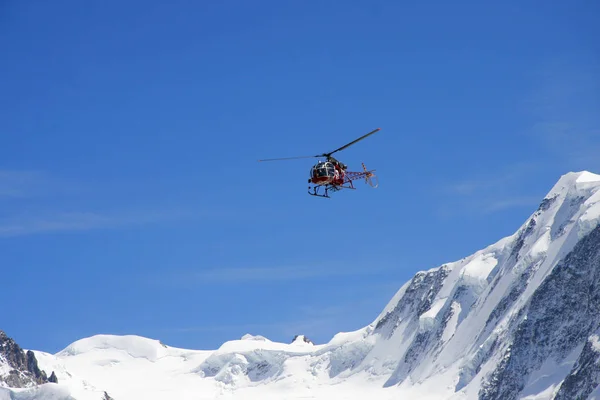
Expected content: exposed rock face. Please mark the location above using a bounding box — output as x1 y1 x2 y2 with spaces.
480 224 600 400
554 330 600 399
102 391 115 400
375 265 451 339
0 330 55 388
292 335 314 345
49 370 59 383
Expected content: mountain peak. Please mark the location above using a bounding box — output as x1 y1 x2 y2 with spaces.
574 170 600 183
241 334 269 342
545 170 600 199
58 334 170 362
291 335 314 345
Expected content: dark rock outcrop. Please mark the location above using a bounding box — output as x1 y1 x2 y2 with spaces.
375 265 450 338
49 370 59 383
0 329 56 387
292 335 314 345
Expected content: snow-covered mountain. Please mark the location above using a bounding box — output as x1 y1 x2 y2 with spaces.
2 170 600 400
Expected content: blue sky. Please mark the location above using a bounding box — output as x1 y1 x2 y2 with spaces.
1 0 598 353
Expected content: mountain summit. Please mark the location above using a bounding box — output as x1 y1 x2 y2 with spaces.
2 171 600 400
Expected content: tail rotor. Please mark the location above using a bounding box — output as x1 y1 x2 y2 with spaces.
362 163 378 188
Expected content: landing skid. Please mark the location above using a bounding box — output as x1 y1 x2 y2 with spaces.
308 183 356 198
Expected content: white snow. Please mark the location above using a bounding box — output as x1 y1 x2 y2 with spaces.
423 298 447 320
241 334 269 341
575 171 600 183
215 336 321 355
58 334 170 362
589 334 600 352
528 230 551 259
420 298 447 331
577 189 600 238
461 253 498 283
0 356 10 379
521 345 582 399
441 301 461 342
0 384 75 400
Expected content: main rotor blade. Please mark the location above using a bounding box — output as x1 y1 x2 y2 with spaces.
257 155 319 162
323 128 381 157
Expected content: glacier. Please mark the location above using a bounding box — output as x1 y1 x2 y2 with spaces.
2 170 600 400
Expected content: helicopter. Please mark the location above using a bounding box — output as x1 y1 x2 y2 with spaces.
258 128 380 198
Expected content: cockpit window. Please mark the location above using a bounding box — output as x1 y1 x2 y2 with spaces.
311 162 336 178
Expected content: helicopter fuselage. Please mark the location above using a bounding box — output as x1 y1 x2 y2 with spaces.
309 161 345 186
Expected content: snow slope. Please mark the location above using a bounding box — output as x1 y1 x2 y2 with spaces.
4 171 600 400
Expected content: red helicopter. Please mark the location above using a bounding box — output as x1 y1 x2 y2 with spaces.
258 128 380 198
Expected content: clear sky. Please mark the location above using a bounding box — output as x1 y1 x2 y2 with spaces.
1 0 598 353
